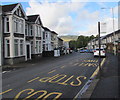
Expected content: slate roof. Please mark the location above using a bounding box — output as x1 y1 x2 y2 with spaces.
42 26 51 31
27 15 39 22
58 37 63 41
2 3 18 12
51 31 58 35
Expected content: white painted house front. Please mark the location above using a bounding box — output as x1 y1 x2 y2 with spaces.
25 15 43 60
2 3 27 65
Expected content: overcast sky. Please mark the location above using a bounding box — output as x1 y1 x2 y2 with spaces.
1 0 119 36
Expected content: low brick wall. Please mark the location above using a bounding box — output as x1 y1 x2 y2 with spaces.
4 56 25 65
42 51 54 57
31 53 42 59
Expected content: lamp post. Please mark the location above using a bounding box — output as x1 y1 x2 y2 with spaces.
101 7 116 55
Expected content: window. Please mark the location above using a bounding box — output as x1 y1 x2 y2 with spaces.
4 17 9 32
36 41 39 53
20 20 23 33
25 24 28 36
36 26 38 36
5 39 10 57
30 25 33 36
31 41 33 54
43 32 45 39
39 41 41 53
14 17 24 33
39 27 41 37
14 18 19 33
14 39 19 56
20 40 24 55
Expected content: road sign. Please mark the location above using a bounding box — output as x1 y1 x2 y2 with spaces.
100 22 107 34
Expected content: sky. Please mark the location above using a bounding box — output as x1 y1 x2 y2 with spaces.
1 0 119 36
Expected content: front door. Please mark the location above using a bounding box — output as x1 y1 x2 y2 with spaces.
26 45 30 60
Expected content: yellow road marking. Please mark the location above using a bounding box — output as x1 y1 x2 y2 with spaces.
60 66 65 69
0 89 12 95
91 58 106 78
27 77 40 83
79 63 84 66
48 70 56 74
73 63 79 66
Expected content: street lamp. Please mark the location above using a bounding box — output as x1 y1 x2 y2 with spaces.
101 7 116 55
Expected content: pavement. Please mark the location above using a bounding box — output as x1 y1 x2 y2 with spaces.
89 53 119 99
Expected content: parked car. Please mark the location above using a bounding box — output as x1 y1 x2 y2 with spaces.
80 49 84 53
89 49 94 53
94 48 106 57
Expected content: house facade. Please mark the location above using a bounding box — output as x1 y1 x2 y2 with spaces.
2 3 44 65
25 15 43 60
2 3 27 65
87 29 120 54
1 3 64 65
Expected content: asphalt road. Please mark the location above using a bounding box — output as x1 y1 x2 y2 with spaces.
1 52 103 99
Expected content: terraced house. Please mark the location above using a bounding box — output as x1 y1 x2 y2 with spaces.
2 3 27 65
25 15 43 60
1 3 61 65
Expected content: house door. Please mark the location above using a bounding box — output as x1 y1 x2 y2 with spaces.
26 45 30 60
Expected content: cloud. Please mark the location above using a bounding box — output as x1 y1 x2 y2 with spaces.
26 0 86 35
26 0 118 36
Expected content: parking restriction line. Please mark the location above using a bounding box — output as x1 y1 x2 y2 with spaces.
0 89 12 95
27 77 40 83
48 70 56 74
73 63 79 66
61 66 65 69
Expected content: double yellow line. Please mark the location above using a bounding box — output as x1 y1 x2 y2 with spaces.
0 89 12 95
90 58 106 78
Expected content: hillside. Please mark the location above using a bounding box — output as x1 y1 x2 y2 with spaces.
59 35 78 42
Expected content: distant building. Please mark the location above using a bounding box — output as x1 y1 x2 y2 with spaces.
87 29 120 54
57 37 63 48
63 41 69 49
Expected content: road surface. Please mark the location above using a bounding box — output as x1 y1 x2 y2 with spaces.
1 52 104 99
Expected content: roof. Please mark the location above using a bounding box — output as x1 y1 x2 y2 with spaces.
27 15 39 22
2 3 18 12
51 31 58 35
42 26 51 31
58 37 63 41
